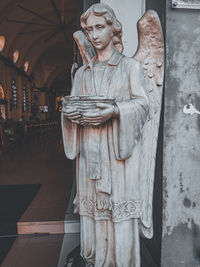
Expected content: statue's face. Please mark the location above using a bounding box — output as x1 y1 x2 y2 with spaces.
85 13 113 51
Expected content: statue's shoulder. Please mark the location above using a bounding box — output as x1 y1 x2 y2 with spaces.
76 64 86 73
73 64 86 81
121 55 142 71
75 62 92 74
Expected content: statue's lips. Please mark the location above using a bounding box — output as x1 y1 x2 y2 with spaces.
93 41 101 46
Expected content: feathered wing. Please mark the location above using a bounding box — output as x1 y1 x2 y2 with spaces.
133 10 164 239
73 30 96 65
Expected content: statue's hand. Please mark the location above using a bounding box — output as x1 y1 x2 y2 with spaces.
81 103 119 126
63 107 82 124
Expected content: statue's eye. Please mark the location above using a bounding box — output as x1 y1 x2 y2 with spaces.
96 25 103 29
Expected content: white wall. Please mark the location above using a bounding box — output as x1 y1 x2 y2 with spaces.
101 0 145 57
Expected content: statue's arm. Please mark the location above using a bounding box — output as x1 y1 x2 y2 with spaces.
113 60 149 160
61 69 82 159
128 59 149 116
115 59 149 124
80 102 118 126
62 68 83 124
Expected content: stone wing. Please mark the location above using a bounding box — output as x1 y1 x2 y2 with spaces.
73 30 96 65
133 10 164 238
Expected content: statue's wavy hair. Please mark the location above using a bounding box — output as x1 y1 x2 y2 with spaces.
80 3 123 53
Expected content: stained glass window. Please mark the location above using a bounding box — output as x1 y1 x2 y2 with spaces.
11 79 18 109
22 84 28 112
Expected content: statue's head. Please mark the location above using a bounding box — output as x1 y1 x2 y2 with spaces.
80 3 123 53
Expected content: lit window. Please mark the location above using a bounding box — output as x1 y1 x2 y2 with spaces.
24 61 29 72
0 36 5 52
13 50 19 63
22 84 28 112
11 79 18 109
0 83 5 100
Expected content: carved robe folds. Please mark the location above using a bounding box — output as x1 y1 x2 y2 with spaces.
62 50 149 266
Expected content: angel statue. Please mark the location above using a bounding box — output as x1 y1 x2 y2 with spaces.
61 3 164 267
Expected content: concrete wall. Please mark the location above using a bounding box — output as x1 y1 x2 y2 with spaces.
162 1 200 266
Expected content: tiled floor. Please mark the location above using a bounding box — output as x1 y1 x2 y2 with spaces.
0 141 74 234
1 233 80 267
0 127 78 265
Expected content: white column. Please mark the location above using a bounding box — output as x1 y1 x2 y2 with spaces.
101 0 145 57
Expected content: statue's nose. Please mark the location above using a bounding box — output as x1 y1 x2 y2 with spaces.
92 29 98 40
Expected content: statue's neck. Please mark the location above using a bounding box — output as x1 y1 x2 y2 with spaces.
96 43 115 62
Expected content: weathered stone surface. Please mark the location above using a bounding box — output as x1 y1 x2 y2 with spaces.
162 223 200 267
62 3 164 266
162 0 200 266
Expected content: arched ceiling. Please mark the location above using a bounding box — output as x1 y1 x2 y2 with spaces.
0 0 79 91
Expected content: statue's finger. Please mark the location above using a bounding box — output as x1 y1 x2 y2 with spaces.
80 121 88 126
83 119 101 123
83 113 99 118
65 115 81 121
62 108 78 113
92 122 101 126
83 117 101 121
96 103 111 109
71 120 80 124
64 111 80 116
65 116 79 121
70 114 82 119
82 116 101 121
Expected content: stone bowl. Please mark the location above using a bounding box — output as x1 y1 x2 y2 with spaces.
62 96 115 115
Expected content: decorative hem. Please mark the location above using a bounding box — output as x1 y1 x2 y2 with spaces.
75 195 141 223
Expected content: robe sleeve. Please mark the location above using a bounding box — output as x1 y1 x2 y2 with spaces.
61 67 82 160
113 60 149 160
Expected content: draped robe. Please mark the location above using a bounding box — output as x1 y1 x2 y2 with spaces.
62 50 149 267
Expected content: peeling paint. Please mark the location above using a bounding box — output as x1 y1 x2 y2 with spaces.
179 172 184 194
183 103 200 115
192 202 197 208
183 197 191 208
162 0 200 266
